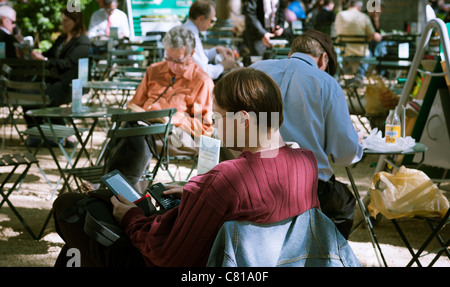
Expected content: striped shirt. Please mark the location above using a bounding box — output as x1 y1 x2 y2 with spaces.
122 145 320 267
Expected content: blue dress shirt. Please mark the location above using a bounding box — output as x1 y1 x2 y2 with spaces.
251 52 363 181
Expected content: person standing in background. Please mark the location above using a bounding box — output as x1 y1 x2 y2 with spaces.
243 0 287 56
334 0 382 84
313 0 335 35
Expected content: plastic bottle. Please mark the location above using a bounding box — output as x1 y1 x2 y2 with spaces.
72 79 83 113
385 108 401 143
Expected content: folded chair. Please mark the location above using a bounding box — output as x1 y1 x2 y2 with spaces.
391 208 450 267
66 108 176 190
0 152 44 239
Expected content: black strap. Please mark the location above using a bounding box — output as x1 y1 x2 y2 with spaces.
151 76 179 105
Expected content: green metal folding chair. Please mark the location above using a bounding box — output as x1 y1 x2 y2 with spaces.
2 63 86 196
391 208 450 267
66 108 176 190
0 152 45 239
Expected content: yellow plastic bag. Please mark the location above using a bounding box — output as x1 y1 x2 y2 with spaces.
365 76 399 115
368 166 449 219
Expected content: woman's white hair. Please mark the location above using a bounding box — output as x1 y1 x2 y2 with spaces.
0 5 15 22
162 25 196 55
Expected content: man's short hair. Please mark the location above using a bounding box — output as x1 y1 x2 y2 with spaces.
348 0 363 8
290 30 338 76
291 35 326 59
0 5 15 21
188 0 215 20
162 25 196 55
213 68 284 129
103 0 119 6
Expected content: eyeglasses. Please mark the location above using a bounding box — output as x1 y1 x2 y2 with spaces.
164 55 190 65
8 18 16 24
210 17 217 25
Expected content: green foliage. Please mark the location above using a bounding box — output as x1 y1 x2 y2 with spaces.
13 0 91 43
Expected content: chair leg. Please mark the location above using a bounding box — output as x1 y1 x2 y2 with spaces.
428 238 450 266
391 219 423 267
0 163 39 240
345 167 387 267
392 209 450 267
425 219 450 260
406 210 450 267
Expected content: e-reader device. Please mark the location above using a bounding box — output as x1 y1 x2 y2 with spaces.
101 170 143 203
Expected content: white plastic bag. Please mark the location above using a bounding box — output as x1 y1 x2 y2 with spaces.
368 166 449 219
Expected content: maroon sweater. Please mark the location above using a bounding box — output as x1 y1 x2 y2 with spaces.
122 145 320 267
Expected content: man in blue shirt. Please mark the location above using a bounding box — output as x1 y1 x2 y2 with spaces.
251 30 363 239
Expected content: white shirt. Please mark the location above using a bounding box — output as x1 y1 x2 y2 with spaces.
183 19 224 80
334 8 375 57
88 8 130 38
263 0 279 29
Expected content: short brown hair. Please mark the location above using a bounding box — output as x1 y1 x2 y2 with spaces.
213 68 283 129
188 0 215 20
290 35 326 58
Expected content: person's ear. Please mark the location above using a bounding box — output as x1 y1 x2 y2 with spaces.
236 110 250 129
317 52 328 71
197 15 205 22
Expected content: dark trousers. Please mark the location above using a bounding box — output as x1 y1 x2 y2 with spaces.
317 176 356 239
52 192 146 267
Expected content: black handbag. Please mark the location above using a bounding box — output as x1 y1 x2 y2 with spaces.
58 189 155 248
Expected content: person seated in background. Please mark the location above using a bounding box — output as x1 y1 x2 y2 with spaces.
52 67 322 267
26 8 90 147
0 5 20 58
334 0 382 85
88 0 130 54
183 0 236 80
106 25 214 186
88 0 130 39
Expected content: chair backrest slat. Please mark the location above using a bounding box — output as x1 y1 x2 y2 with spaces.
110 124 171 138
2 60 50 107
111 108 176 123
5 80 45 90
